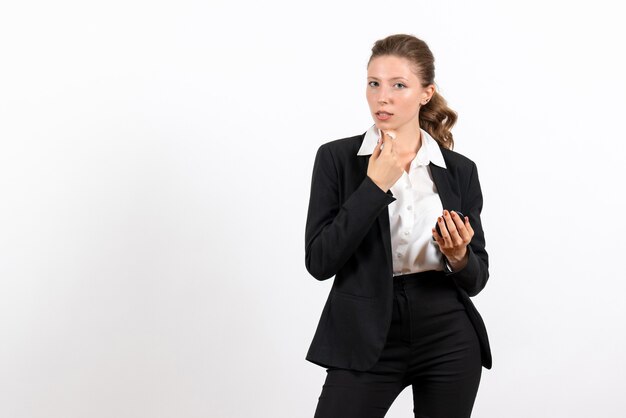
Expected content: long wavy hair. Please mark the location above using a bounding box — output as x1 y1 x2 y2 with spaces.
367 34 458 150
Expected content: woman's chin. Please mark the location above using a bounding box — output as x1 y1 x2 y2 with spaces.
375 121 394 129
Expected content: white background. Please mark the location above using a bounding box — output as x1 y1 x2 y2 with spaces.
1 1 625 417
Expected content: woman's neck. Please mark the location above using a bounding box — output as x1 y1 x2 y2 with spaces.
387 125 422 156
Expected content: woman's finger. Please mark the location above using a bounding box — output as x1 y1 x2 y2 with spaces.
443 211 464 246
380 131 392 154
431 228 439 242
450 211 470 243
464 216 474 237
437 216 452 247
372 135 382 158
431 228 443 248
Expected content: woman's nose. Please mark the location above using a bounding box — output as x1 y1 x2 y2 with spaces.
377 87 390 104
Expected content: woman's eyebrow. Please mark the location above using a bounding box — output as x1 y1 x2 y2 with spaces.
367 76 409 81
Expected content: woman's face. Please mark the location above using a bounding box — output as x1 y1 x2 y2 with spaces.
366 55 432 131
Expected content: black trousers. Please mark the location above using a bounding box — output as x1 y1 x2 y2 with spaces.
314 270 482 418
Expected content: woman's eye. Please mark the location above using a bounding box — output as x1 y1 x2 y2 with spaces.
367 81 406 88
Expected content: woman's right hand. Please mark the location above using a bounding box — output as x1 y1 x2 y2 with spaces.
367 130 404 192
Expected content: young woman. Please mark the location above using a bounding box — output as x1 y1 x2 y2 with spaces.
304 34 492 418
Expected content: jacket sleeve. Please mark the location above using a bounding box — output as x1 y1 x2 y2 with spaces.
444 161 489 296
304 144 396 281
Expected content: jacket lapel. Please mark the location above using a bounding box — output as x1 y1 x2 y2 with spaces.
429 162 459 211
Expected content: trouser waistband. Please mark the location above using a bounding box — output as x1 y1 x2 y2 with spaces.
393 270 447 289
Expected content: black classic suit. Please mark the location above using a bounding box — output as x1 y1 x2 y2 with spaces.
304 129 492 372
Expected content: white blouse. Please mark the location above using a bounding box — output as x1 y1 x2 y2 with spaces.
357 124 447 276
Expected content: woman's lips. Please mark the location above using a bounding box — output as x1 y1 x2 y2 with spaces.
376 112 393 121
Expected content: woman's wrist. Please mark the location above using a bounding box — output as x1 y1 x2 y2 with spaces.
446 248 469 272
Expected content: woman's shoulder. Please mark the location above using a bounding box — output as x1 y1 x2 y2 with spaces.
439 146 479 173
319 132 365 152
315 132 367 161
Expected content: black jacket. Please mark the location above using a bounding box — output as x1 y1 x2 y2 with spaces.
304 130 492 371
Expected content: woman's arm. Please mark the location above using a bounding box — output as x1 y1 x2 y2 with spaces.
304 144 396 281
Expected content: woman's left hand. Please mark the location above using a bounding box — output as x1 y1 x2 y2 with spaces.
432 209 474 270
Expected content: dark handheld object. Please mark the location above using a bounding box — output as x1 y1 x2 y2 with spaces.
435 210 465 236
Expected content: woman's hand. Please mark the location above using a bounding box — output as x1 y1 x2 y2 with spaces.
432 209 474 271
367 130 404 192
